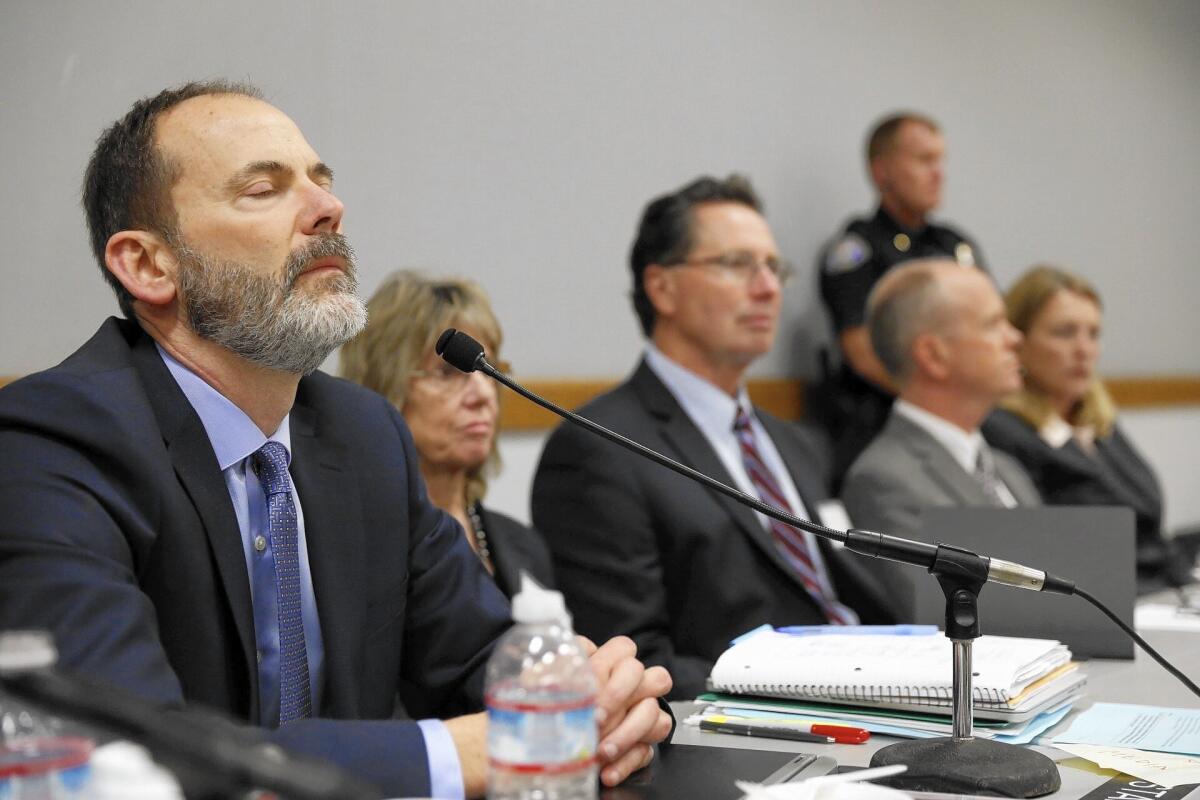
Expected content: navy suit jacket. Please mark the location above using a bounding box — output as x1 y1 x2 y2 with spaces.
531 361 893 699
0 318 513 796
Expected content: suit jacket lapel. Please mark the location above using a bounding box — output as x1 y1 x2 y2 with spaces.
288 389 367 719
890 415 987 505
128 331 260 717
993 452 1040 506
759 413 895 617
629 362 813 593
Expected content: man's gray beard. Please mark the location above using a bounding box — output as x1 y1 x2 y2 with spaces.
174 233 368 375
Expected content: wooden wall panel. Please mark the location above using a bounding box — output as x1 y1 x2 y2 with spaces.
3 374 1198 429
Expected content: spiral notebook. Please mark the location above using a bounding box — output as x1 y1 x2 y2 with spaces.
708 631 1082 719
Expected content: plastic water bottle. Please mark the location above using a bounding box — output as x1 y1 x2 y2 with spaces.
0 631 93 799
485 575 598 800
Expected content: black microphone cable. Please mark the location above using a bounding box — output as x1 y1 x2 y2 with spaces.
436 327 1200 700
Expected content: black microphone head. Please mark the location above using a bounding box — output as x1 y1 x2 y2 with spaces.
437 328 485 373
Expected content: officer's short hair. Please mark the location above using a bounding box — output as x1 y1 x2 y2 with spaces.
866 112 940 163
866 259 955 383
629 174 762 337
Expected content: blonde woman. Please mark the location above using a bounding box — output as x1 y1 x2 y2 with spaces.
982 265 1169 585
341 270 553 598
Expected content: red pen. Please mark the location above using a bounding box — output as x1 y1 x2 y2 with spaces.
809 723 871 744
703 716 870 744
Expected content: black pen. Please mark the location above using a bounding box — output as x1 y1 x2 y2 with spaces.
699 719 835 744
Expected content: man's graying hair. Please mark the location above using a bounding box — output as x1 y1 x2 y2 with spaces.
82 79 263 317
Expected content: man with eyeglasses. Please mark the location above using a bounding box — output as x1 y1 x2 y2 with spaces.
532 175 894 699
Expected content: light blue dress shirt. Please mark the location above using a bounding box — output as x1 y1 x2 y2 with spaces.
643 344 842 601
157 346 464 798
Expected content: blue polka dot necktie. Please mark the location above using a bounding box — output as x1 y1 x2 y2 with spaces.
253 441 313 723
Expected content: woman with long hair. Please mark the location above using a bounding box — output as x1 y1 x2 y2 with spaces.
341 270 553 598
983 265 1172 586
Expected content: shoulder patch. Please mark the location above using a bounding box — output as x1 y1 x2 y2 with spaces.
824 232 872 274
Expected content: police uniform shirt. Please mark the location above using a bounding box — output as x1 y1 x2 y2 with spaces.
819 206 985 333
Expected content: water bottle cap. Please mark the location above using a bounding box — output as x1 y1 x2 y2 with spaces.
0 630 58 673
510 572 571 625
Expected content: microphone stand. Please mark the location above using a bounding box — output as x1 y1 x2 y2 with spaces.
434 328 1198 797
465 342 1060 795
868 546 1061 797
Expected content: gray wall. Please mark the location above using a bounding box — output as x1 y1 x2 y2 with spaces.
3 1 1198 529
3 0 1199 378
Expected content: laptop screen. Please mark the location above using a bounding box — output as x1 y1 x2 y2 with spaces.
906 506 1136 659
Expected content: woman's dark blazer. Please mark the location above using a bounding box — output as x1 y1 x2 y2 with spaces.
983 408 1165 576
479 505 555 600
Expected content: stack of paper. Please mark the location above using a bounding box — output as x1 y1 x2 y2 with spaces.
701 629 1085 740
1051 703 1200 788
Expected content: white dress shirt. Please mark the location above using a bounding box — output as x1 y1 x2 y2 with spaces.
893 400 1018 508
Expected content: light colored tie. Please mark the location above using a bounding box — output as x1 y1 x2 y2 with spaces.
973 445 1011 508
253 441 313 724
733 408 857 625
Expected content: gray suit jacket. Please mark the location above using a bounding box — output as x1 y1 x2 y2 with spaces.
840 411 1041 619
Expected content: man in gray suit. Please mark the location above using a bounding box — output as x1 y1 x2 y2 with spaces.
841 259 1040 618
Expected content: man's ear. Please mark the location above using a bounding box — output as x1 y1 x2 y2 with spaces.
911 331 951 382
869 156 890 192
642 264 677 320
104 230 179 309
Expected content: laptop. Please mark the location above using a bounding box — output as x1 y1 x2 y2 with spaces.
908 506 1136 659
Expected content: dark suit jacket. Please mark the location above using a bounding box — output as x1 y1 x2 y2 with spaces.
983 409 1166 575
479 504 555 599
840 411 1041 620
0 318 513 796
531 361 893 698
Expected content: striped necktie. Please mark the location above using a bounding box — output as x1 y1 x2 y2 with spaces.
253 441 313 723
973 444 1012 508
733 408 857 625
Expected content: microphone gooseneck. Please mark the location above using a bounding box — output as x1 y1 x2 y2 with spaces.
437 328 1198 701
437 329 1067 596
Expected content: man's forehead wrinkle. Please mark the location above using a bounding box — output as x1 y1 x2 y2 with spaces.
161 94 305 152
156 97 323 198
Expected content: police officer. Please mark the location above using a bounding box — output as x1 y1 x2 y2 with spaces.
816 112 985 485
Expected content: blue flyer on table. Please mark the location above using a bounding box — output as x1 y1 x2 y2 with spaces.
1055 703 1200 756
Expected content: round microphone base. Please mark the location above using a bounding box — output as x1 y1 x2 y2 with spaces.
870 736 1061 798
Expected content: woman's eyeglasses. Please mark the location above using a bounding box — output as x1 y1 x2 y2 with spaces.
410 359 511 391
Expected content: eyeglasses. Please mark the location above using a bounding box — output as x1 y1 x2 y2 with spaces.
410 359 512 392
665 252 794 286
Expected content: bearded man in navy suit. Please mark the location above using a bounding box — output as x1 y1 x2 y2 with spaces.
0 81 670 798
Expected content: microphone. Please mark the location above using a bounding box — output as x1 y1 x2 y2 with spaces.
437 327 487 373
438 327 1199 796
435 328 1071 597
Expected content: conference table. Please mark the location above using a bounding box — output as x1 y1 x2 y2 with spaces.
669 623 1200 799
